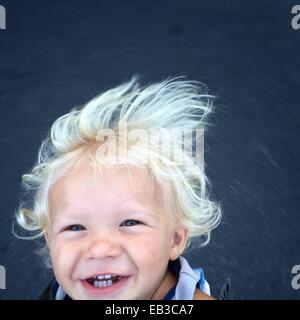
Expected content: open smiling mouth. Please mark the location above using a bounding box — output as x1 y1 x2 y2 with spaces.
81 274 131 295
87 274 127 288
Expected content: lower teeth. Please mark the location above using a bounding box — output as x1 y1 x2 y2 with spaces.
94 280 113 288
90 277 123 288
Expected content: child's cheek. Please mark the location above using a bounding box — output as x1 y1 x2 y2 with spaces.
130 232 171 263
50 238 77 280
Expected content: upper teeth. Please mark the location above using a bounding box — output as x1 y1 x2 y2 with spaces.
94 274 117 280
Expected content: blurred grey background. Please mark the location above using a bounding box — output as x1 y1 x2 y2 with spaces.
0 0 299 299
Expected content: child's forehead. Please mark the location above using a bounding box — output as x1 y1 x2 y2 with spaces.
48 155 166 215
73 155 158 193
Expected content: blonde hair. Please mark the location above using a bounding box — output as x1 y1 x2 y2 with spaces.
15 75 222 252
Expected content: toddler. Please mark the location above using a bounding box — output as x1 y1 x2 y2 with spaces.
16 76 222 300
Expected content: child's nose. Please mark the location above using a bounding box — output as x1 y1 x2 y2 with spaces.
83 234 122 260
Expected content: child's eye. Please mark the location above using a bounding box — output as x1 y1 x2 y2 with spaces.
64 224 85 232
120 219 141 227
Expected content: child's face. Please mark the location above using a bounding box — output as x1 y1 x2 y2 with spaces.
46 156 187 299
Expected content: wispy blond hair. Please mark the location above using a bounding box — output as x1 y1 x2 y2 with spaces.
15 75 222 253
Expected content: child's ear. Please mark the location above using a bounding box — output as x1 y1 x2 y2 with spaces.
44 230 49 246
169 224 189 261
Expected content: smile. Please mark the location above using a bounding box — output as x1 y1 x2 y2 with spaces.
87 274 125 288
81 273 131 296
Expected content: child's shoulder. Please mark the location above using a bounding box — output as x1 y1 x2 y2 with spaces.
193 288 215 300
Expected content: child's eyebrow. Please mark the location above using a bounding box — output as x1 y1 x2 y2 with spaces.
53 203 159 220
120 202 158 219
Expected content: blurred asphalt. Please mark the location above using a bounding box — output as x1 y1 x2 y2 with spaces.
0 0 299 299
